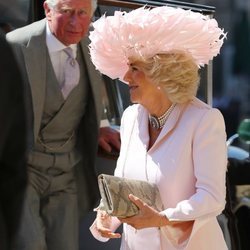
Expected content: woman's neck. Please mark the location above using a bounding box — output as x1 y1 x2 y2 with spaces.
142 93 172 118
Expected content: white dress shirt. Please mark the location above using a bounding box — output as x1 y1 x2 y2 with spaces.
45 21 77 88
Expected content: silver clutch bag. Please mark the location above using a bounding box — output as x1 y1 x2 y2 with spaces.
97 174 163 218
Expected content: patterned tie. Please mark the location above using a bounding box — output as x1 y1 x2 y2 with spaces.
61 47 80 99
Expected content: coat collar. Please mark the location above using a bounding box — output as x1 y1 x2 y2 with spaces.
22 19 47 141
137 103 187 153
78 37 102 123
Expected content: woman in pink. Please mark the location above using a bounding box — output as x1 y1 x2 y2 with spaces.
89 6 228 250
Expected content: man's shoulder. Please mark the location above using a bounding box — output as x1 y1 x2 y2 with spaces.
6 19 46 45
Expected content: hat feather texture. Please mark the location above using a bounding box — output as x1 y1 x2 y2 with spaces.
89 6 226 80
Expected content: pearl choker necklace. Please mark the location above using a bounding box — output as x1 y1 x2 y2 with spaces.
149 103 176 130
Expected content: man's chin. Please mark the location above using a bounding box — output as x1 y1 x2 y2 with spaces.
64 34 85 45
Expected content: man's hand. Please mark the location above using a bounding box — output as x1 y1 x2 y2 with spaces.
98 127 120 153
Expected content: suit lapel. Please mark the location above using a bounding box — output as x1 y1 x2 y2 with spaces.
79 38 102 123
22 21 47 141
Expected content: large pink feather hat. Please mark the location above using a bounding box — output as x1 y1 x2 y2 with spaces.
89 6 226 80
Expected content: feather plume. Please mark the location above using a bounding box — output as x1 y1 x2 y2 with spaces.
89 6 226 80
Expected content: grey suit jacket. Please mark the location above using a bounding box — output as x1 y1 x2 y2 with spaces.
6 19 103 216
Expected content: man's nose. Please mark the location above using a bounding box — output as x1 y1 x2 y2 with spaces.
70 13 80 24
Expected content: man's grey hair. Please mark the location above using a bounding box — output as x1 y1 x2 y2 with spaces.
45 0 97 14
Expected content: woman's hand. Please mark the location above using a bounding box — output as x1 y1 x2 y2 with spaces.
119 194 167 229
96 210 121 239
119 194 194 232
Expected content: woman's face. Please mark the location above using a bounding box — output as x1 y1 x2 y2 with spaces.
123 63 158 104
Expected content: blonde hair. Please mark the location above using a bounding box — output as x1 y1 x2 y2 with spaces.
131 51 200 104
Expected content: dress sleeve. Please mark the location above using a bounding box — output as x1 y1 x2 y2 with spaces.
161 108 227 245
89 216 121 242
89 106 136 241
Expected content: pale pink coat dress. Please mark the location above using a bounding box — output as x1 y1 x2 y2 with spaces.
90 97 228 250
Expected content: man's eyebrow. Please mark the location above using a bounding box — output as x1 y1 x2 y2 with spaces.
59 6 72 10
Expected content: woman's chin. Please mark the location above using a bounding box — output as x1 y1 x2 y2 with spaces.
130 96 139 104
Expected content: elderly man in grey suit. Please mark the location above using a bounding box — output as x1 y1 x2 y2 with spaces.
6 0 120 249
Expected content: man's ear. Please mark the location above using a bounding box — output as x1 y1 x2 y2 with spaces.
43 2 52 21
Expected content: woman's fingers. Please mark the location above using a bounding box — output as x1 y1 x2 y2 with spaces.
96 210 121 238
97 226 121 238
128 194 147 209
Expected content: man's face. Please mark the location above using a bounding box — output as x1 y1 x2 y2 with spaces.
44 0 93 45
